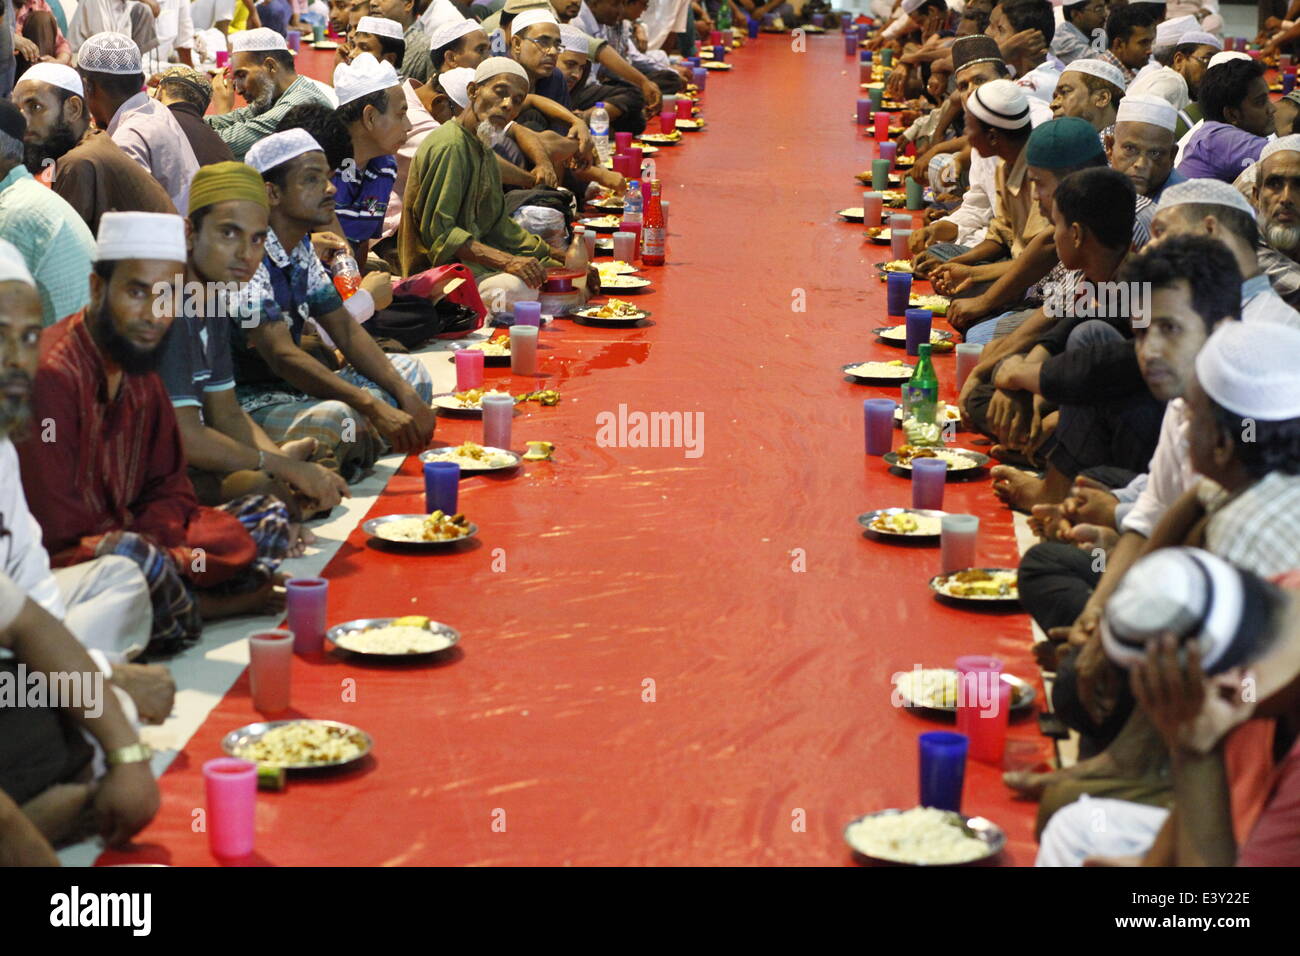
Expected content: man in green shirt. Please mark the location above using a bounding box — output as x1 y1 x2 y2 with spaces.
399 56 569 315
207 28 332 162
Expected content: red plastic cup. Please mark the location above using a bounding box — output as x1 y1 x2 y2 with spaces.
614 131 633 152
248 628 292 714
203 758 256 859
676 98 693 120
709 29 722 45
874 111 890 141
660 110 676 134
454 349 484 390
955 656 1007 765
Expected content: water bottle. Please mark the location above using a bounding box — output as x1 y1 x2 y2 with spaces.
330 249 361 299
623 181 643 220
641 157 657 182
590 101 612 164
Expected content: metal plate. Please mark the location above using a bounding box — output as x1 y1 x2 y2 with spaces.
882 448 991 474
635 134 680 146
844 809 1006 866
577 216 624 233
362 514 479 548
597 276 653 292
856 507 946 539
326 617 460 658
595 261 639 276
419 446 522 473
929 567 1020 603
872 325 955 348
836 207 864 222
221 719 372 771
864 227 891 245
841 360 912 385
892 668 1036 715
572 306 652 324
430 392 513 416
676 119 706 131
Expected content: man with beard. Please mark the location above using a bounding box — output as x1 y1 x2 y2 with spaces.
161 162 348 549
12 62 175 237
152 65 235 168
76 33 201 216
1177 55 1274 183
400 56 564 313
0 97 95 327
234 129 436 478
207 28 332 162
16 211 293 657
1253 136 1300 311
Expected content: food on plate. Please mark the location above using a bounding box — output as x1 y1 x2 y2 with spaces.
577 298 645 319
846 807 991 864
515 389 561 406
882 259 913 273
581 215 622 229
878 324 949 344
596 260 638 276
893 668 1025 709
897 401 960 423
639 131 682 143
910 293 950 315
234 722 367 767
335 618 455 655
865 227 891 240
447 388 509 409
598 274 651 289
937 568 1019 599
677 118 705 129
892 444 980 470
477 333 510 356
426 441 516 469
845 359 913 379
869 511 941 535
374 510 472 543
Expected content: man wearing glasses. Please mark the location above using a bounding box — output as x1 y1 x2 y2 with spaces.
1052 0 1107 67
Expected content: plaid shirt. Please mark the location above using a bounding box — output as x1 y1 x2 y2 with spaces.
1097 49 1137 86
206 75 332 162
0 164 95 326
401 22 432 83
1203 472 1300 578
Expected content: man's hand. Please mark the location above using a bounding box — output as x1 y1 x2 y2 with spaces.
1132 635 1254 755
210 69 236 113
944 294 988 333
359 270 394 311
282 459 349 512
110 663 175 725
886 64 909 99
94 763 160 848
1029 502 1070 542
1063 476 1119 530
1000 28 1046 67
140 0 161 15
986 387 1025 446
567 119 595 163
1069 522 1119 554
366 401 425 454
532 162 558 188
929 261 976 296
14 35 39 62
504 255 546 288
398 391 437 448
640 80 662 115
311 231 349 263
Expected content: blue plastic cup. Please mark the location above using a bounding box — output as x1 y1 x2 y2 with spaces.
919 731 968 812
886 271 913 317
750 16 762 38
904 307 932 355
423 460 459 515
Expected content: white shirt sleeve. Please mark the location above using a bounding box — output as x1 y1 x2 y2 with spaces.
0 439 65 620
0 571 26 635
1120 399 1196 538
938 149 995 246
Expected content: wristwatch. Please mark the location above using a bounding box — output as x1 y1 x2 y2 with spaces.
256 449 266 471
106 742 153 766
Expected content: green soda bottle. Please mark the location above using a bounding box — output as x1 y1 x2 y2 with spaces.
901 344 941 446
718 1 732 32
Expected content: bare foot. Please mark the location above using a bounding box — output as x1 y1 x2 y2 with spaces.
280 437 318 461
286 523 317 558
198 572 289 620
22 783 94 845
991 465 1046 512
111 663 176 725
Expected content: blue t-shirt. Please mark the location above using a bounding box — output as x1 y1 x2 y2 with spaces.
331 155 398 245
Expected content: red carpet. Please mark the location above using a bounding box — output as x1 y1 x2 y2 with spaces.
100 36 1052 866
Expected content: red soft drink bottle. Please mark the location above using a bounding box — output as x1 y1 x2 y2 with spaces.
331 250 361 298
641 180 666 266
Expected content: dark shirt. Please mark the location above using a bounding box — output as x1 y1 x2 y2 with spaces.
159 306 238 410
52 127 175 235
517 68 572 134
167 100 236 167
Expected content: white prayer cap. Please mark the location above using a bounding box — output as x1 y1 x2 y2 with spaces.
1181 31 1223 51
19 62 84 97
95 211 186 263
245 128 323 173
473 56 530 86
1115 92 1178 131
77 32 141 75
1153 14 1198 51
1208 50 1252 69
356 16 404 40
967 78 1030 129
333 52 401 106
1196 321 1300 420
1063 58 1127 91
1126 66 1189 112
1158 177 1256 218
429 17 478 50
902 0 927 13
0 239 34 288
560 25 591 55
230 27 289 54
441 66 473 109
1260 134 1300 162
511 7 559 34
1102 548 1282 674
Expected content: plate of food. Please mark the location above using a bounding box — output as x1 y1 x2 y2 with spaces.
837 207 866 222
587 194 625 212
892 667 1036 715
222 719 372 771
896 155 916 168
637 132 681 145
895 401 960 424
883 445 990 475
872 325 954 348
310 40 340 49
676 118 706 131
842 359 913 384
419 441 521 472
864 226 891 245
449 333 510 365
572 298 651 324
577 215 623 232
910 292 950 315
844 807 1006 866
876 259 914 275
596 260 639 277
881 190 907 207
431 388 513 416
702 60 733 70
596 236 614 252
597 274 652 292
855 171 904 187
362 511 477 547
930 567 1020 603
857 507 944 538
326 616 460 658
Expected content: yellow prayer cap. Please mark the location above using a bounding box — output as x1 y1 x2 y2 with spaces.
187 161 270 216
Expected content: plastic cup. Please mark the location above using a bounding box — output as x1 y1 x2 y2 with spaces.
614 131 633 152
625 146 643 170
865 399 895 455
956 656 1007 766
659 111 676 134
940 514 979 574
689 56 702 67
676 98 693 120
510 324 539 376
454 349 484 390
874 111 890 141
843 27 857 54
713 43 726 61
911 458 947 509
286 29 301 51
482 393 514 449
856 98 871 125
812 13 825 27
918 732 967 812
751 16 762 39
871 158 890 190
862 191 884 228
582 229 596 259
904 307 931 355
885 271 912 316
891 229 913 260
285 577 327 656
880 47 893 67
693 66 707 88
661 93 677 113
709 29 722 45
1285 72 1296 96
513 301 541 326
956 342 982 391
203 758 257 859
878 140 897 164
248 629 293 714
859 59 873 83
424 460 459 514
312 23 324 42
1283 54 1294 69
216 49 230 68
613 231 637 262
905 176 924 210
868 86 883 110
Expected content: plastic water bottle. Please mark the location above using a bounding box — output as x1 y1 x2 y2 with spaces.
590 101 612 164
641 157 657 182
623 181 643 221
330 249 361 299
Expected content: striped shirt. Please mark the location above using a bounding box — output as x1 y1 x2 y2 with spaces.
207 74 332 162
0 164 95 326
332 154 398 245
401 22 432 83
1203 472 1300 579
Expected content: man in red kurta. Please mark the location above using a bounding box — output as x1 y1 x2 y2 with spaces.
16 211 291 656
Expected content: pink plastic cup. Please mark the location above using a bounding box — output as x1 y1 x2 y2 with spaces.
956 655 1009 765
454 349 484 390
286 577 327 656
614 131 633 152
660 110 676 134
248 628 293 714
676 98 693 120
874 111 890 141
203 757 257 859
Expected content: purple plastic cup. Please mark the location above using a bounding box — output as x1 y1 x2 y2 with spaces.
482 393 514 449
424 460 459 514
454 349 484 390
693 66 707 88
513 301 541 326
713 43 726 61
879 140 897 164
203 757 257 859
285 577 327 656
911 458 947 509
904 307 932 355
865 399 895 455
285 29 301 51
751 16 762 39
856 98 871 125
918 732 967 812
843 27 857 54
886 271 912 316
